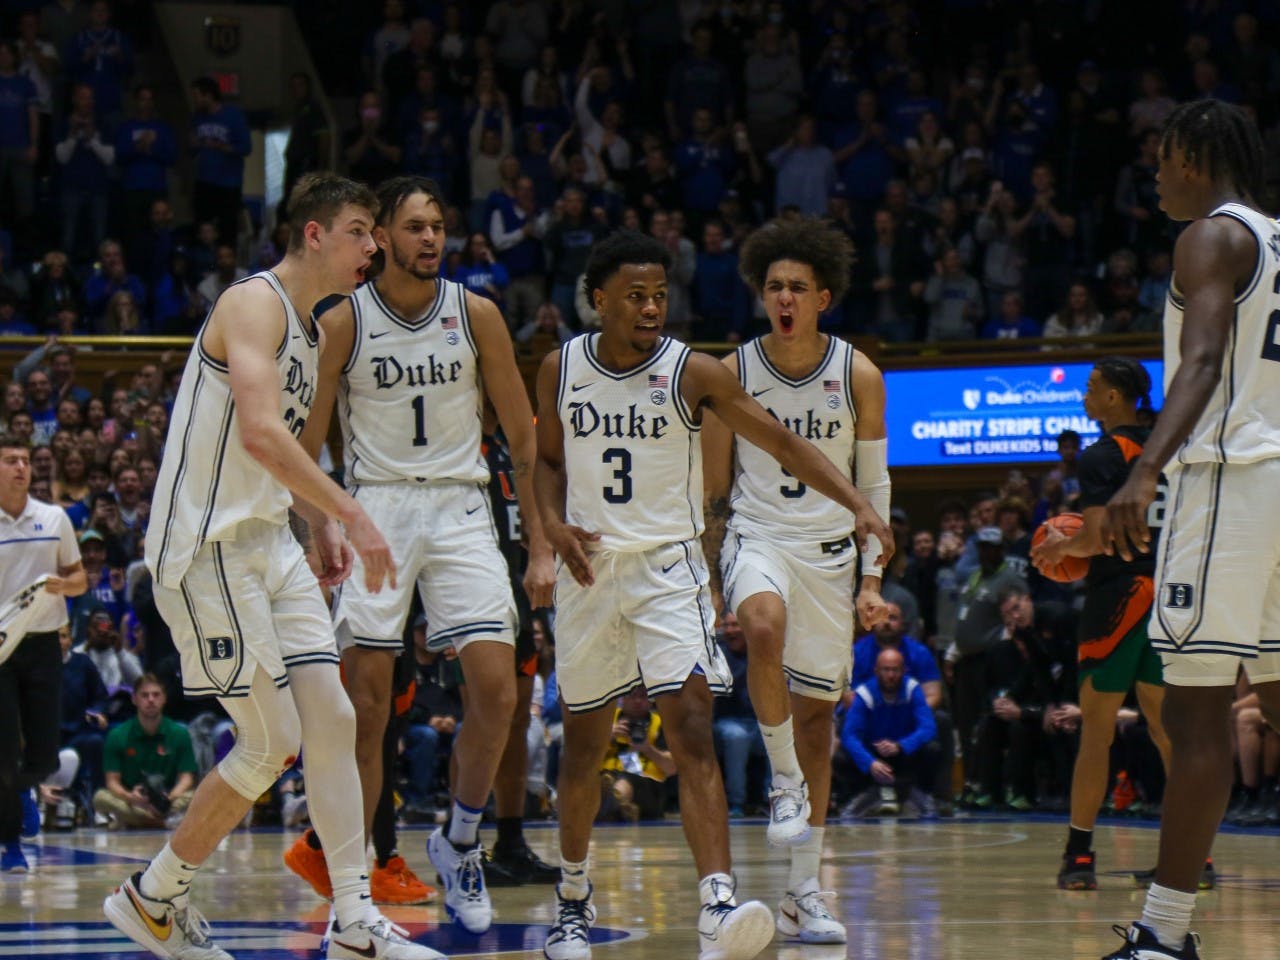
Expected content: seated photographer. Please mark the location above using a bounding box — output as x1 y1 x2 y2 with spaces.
599 688 676 822
92 674 197 828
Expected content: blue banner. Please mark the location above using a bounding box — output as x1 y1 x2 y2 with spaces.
884 360 1165 466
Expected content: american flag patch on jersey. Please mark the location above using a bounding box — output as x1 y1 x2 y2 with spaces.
442 316 459 329
824 379 841 392
649 374 669 388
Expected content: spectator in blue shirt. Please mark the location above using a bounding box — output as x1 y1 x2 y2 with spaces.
691 219 749 342
189 77 250 246
0 39 40 226
832 90 895 212
66 0 132 122
59 624 110 808
82 239 145 328
664 22 734 140
673 107 736 225
852 603 942 704
115 84 176 249
981 290 1042 341
449 232 509 305
56 83 114 262
840 648 939 815
768 115 835 217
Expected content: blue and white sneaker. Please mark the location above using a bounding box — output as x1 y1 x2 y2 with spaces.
426 827 491 934
543 882 595 960
697 876 773 960
765 775 811 846
1102 922 1201 959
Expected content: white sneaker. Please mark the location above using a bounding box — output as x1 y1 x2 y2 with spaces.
877 786 900 815
776 888 847 944
426 827 491 934
543 882 596 960
698 877 774 960
103 872 232 960
766 776 811 846
327 914 446 959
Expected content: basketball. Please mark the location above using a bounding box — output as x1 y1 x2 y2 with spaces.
1032 513 1089 582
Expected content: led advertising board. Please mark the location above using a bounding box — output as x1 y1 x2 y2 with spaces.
884 359 1165 466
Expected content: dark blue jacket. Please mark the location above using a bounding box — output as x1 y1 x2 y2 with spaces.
191 104 251 188
60 651 108 739
115 118 177 193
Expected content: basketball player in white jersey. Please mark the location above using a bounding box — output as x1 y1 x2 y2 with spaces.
296 176 554 935
1099 100 1280 960
534 230 893 960
701 218 890 945
103 174 443 960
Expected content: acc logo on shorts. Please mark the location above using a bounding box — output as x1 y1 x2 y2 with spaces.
1164 583 1194 609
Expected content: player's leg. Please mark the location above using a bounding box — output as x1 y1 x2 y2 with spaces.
725 537 809 845
488 669 557 885
543 702 614 960
1059 678 1125 890
342 645 398 835
1134 682 1172 771
370 705 434 906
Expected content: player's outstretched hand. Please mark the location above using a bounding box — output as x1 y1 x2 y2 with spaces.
548 522 600 588
853 504 895 569
346 510 398 593
1101 471 1156 562
313 518 354 588
523 545 557 608
856 587 890 630
1029 523 1066 575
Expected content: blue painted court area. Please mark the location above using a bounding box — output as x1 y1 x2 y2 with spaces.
0 920 635 958
3 841 148 868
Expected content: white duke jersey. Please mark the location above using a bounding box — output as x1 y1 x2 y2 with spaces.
148 271 318 588
728 336 857 544
1164 202 1280 465
558 334 702 551
339 279 487 484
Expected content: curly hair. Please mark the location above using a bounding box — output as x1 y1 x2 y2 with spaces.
737 217 855 306
581 229 671 301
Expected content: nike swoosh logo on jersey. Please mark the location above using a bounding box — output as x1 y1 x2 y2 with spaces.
465 505 483 515
571 382 593 392
124 884 172 941
751 387 772 397
369 330 393 339
661 559 681 574
332 938 379 958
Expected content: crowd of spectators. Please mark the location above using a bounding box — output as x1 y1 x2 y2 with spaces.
6 1 1280 834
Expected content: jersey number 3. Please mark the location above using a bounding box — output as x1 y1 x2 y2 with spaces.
602 448 632 503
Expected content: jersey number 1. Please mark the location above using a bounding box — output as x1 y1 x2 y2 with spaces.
411 396 428 447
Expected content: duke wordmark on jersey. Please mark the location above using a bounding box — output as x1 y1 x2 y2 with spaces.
568 401 670 440
370 352 465 389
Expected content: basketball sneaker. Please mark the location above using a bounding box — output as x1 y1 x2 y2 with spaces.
1 841 27 873
1057 850 1098 890
487 841 560 886
371 856 436 905
1132 859 1215 891
426 827 491 934
697 876 774 960
326 914 447 959
103 872 232 960
766 775 811 846
284 829 332 899
1102 922 1201 959
20 788 39 838
543 882 596 960
776 888 846 944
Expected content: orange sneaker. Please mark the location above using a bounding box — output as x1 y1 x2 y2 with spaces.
371 855 437 905
283 829 332 900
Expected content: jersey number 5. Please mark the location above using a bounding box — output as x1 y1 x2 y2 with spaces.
780 466 806 499
602 448 633 503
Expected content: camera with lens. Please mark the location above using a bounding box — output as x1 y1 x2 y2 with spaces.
140 774 172 815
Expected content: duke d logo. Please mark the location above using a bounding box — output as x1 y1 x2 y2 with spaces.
205 16 240 58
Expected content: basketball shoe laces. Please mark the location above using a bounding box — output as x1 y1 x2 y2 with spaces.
548 894 594 947
367 916 417 946
768 782 805 823
699 875 739 936
173 900 216 948
793 889 838 922
457 846 486 903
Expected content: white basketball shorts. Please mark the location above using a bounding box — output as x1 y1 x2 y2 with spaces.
554 539 732 713
152 518 337 699
332 482 516 653
721 530 856 701
1150 458 1280 687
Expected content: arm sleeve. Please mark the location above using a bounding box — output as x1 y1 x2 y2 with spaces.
855 438 891 577
489 207 526 252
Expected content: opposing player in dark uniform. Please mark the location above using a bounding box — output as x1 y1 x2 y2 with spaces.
1031 357 1172 891
475 405 558 885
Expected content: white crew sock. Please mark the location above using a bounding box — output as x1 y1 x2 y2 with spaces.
1141 882 1197 951
759 717 802 783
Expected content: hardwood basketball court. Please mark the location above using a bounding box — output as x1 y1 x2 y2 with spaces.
1 817 1275 958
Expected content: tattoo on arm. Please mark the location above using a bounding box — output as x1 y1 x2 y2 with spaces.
702 496 731 594
288 509 312 552
512 457 531 481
